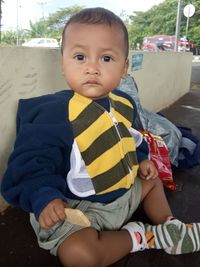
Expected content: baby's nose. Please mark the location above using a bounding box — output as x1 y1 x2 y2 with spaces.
85 61 100 75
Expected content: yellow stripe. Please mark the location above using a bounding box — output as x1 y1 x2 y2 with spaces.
98 173 135 194
69 92 138 194
69 93 92 121
112 109 132 129
132 165 139 178
121 137 136 154
109 92 132 108
87 141 124 176
76 112 113 152
85 137 137 176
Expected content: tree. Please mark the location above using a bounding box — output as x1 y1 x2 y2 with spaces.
1 2 200 47
0 0 4 43
127 0 200 47
45 5 83 40
27 20 49 38
1 30 20 45
25 5 83 42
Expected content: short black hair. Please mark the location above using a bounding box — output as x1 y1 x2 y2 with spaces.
61 7 129 58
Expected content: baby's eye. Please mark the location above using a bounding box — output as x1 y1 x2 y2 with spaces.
102 55 113 62
74 54 85 61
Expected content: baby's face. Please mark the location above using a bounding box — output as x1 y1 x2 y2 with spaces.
62 23 128 99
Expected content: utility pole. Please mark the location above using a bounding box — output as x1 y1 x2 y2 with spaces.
0 0 3 44
37 2 47 19
16 0 19 45
16 0 22 46
174 0 182 52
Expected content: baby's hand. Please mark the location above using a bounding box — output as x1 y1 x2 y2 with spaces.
138 159 158 180
38 198 69 229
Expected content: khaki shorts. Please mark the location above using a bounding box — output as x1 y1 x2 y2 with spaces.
30 177 142 256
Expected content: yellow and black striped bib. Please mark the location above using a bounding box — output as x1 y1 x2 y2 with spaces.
69 92 138 195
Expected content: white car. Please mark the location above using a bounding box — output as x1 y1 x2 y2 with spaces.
22 38 59 48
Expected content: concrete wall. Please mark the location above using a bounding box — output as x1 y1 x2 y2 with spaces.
0 47 66 211
128 51 192 111
0 47 192 211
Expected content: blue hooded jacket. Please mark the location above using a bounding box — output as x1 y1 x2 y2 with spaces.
1 89 148 219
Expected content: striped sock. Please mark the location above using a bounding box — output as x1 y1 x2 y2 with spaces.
123 221 180 252
164 220 200 254
137 220 181 249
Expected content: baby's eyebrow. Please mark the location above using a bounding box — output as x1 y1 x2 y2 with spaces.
70 45 120 56
101 48 115 53
101 48 121 56
71 44 89 50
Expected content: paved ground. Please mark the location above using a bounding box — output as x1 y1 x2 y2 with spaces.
1 88 200 267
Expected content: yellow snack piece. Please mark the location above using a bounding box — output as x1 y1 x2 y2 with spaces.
64 208 91 227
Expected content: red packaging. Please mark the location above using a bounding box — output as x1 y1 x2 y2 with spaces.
142 131 176 190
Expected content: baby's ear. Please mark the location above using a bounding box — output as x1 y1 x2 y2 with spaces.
122 58 129 79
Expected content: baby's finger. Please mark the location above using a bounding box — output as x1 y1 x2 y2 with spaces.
145 174 153 180
55 206 66 221
39 214 54 229
138 170 148 180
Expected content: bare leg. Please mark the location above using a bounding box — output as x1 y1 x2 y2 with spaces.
58 227 132 267
58 178 181 267
58 219 180 267
140 177 172 224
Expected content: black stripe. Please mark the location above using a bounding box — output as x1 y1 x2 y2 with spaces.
92 155 136 193
116 124 138 166
125 151 138 166
111 99 133 124
117 122 133 137
71 103 104 137
147 235 154 244
81 126 119 165
81 122 134 165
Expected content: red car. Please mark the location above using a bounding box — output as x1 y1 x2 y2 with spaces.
142 35 192 52
143 35 175 52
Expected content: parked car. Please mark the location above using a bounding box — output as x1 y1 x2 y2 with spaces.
22 38 59 48
142 35 193 52
143 35 175 52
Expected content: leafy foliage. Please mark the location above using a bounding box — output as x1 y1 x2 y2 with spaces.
1 1 199 46
1 5 84 45
27 20 49 38
44 5 83 41
46 5 83 30
1 30 21 45
127 0 200 47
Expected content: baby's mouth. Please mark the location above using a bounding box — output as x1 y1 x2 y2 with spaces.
84 80 99 85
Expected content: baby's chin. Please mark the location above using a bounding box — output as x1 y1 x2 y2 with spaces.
77 87 111 99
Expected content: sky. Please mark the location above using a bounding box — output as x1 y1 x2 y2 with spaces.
1 0 165 31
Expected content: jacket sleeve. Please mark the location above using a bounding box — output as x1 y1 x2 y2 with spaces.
136 139 149 163
1 93 73 220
